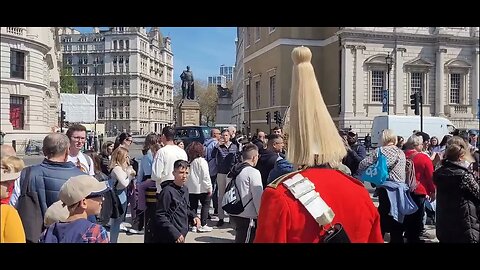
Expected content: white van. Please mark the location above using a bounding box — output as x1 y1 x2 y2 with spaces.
371 115 455 147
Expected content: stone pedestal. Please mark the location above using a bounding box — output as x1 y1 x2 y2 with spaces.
178 99 200 126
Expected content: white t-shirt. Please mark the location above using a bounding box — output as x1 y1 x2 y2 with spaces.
151 144 188 193
68 152 95 176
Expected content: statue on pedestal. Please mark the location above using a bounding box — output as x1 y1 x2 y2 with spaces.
180 66 195 100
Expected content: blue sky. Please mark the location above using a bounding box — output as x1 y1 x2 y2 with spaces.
75 27 236 83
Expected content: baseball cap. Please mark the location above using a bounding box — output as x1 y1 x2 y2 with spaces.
59 175 108 207
44 200 70 226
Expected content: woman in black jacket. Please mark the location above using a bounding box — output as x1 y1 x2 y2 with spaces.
433 136 479 243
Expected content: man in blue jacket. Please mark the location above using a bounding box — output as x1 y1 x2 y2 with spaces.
14 133 86 242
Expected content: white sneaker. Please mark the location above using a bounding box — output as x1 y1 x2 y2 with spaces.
191 226 197 233
120 224 128 232
128 228 144 234
198 225 213 232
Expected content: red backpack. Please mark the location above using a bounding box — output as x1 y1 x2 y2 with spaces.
405 152 420 192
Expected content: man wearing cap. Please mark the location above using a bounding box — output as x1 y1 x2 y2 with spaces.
254 47 382 243
39 175 109 243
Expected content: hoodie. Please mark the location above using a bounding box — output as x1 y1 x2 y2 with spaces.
227 162 263 219
39 219 109 243
255 150 280 188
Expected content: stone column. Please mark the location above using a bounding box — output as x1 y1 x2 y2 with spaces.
473 48 480 118
435 48 447 116
341 45 354 119
355 45 366 117
395 48 406 115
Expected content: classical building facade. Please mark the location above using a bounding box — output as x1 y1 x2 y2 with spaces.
241 27 479 136
60 27 174 135
337 27 479 135
1 27 62 150
232 29 245 132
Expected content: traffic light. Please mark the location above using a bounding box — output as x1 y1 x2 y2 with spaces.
410 92 420 115
61 110 66 122
273 111 281 125
266 112 271 124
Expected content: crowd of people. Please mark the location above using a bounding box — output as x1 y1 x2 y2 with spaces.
1 46 478 244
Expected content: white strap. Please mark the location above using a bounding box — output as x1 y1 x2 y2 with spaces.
283 173 335 226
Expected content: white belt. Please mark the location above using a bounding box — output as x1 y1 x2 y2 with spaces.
283 173 335 226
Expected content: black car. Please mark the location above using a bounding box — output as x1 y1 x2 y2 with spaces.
174 126 213 148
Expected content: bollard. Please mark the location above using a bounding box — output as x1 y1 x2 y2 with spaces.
144 186 157 243
12 140 16 152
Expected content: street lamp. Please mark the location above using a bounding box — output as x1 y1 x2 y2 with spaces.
247 69 252 137
93 60 98 151
385 53 394 115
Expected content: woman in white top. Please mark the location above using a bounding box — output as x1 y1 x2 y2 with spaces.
108 147 136 243
186 141 213 232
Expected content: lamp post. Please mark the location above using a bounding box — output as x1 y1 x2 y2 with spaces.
247 69 252 137
93 60 98 151
385 53 394 115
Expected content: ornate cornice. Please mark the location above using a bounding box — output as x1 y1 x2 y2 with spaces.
338 29 478 46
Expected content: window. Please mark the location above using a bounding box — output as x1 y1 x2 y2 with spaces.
113 40 117 50
10 50 25 79
66 56 72 65
125 40 129 49
119 40 124 50
99 111 104 119
255 27 260 41
270 75 276 106
112 79 117 87
99 100 104 107
119 111 123 119
125 111 129 119
119 101 123 107
246 27 251 47
119 56 123 63
255 81 260 109
112 111 117 119
113 56 117 63
10 96 25 130
410 72 424 96
450 73 461 104
112 101 117 107
371 70 385 102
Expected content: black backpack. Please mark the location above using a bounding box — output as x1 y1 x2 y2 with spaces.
16 167 44 243
221 163 253 215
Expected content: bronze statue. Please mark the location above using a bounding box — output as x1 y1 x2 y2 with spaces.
180 66 195 100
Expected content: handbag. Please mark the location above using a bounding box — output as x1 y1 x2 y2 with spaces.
360 148 388 186
319 223 351 243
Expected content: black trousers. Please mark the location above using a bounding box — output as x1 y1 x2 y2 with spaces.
403 192 426 243
377 188 405 243
189 193 211 226
230 216 257 243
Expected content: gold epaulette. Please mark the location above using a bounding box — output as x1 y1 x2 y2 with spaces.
267 168 307 189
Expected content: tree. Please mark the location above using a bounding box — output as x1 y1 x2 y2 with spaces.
196 80 218 126
60 68 79 94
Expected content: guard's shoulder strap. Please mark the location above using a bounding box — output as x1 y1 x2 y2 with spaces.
282 173 335 226
267 168 306 189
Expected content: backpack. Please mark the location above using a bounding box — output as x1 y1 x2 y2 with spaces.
40 219 93 243
221 164 253 215
16 167 44 243
405 152 420 192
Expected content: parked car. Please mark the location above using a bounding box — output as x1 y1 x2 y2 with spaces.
174 126 213 148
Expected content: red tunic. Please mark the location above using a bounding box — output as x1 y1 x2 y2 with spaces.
254 168 383 243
